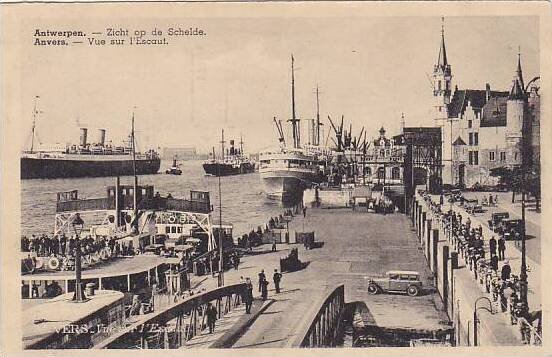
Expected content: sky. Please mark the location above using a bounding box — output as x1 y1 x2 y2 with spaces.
13 12 539 153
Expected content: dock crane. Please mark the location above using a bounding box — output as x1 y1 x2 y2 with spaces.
273 116 286 148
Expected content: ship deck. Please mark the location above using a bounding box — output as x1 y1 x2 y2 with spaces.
21 255 170 281
23 290 124 349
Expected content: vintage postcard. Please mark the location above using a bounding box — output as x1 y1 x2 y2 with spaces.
0 1 550 355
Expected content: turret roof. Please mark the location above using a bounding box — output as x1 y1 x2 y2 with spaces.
437 31 448 69
509 79 525 100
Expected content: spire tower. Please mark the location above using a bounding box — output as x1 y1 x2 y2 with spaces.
509 48 526 100
516 46 525 91
433 17 452 120
437 19 448 69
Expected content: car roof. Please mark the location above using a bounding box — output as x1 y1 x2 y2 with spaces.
387 270 420 275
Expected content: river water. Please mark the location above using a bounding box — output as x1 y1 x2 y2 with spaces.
21 160 291 239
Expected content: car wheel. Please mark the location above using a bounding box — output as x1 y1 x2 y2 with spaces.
367 284 379 295
407 285 419 296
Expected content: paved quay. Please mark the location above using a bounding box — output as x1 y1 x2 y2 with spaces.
229 208 450 347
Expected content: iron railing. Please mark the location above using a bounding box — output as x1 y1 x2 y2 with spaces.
290 284 345 347
56 197 211 214
94 283 245 349
517 316 542 345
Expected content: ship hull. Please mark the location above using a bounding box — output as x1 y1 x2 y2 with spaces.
21 157 161 179
202 162 255 176
260 169 316 202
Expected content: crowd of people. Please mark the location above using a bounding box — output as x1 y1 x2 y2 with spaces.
236 209 295 250
421 190 541 342
20 233 138 258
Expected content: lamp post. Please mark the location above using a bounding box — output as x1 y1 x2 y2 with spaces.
473 296 493 346
72 213 87 302
517 82 530 313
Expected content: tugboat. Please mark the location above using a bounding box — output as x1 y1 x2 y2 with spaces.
165 156 182 175
202 130 255 176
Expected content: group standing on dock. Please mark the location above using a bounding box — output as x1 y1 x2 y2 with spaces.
421 190 542 340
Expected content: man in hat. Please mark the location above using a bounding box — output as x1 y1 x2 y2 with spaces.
489 236 497 259
206 302 218 333
273 269 282 293
498 235 506 261
243 278 254 314
258 269 266 292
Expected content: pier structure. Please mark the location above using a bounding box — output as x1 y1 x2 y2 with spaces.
53 184 215 250
22 184 217 303
98 207 452 348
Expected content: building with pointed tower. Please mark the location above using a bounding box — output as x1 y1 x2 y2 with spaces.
432 18 453 184
432 20 540 188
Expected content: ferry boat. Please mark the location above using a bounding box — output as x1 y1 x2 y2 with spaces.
21 99 161 179
202 131 255 176
259 56 326 201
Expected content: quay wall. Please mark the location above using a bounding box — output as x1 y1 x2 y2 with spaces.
411 192 522 346
303 188 352 208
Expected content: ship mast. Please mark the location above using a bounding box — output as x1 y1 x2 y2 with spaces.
220 129 225 161
218 155 224 286
289 55 300 148
315 85 320 146
30 96 40 153
240 134 244 156
131 108 138 231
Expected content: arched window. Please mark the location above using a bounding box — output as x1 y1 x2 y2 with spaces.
392 167 400 180
377 167 385 179
364 167 372 176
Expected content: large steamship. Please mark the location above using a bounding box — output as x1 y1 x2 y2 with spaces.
21 100 160 179
202 131 255 177
259 56 326 201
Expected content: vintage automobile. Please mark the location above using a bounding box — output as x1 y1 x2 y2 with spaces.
488 212 510 231
464 199 484 214
501 219 525 240
366 270 423 296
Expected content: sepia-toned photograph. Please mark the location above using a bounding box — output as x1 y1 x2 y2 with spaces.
0 1 549 353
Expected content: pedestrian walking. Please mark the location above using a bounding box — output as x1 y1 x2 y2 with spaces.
261 279 269 300
272 240 277 252
489 236 497 258
243 278 254 314
258 269 266 292
206 302 217 334
273 269 282 293
303 206 307 218
498 236 506 261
